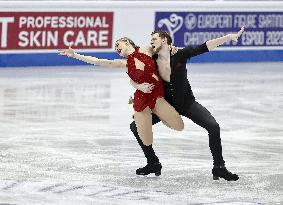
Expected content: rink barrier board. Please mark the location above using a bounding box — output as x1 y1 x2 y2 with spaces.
1 50 283 67
0 1 283 67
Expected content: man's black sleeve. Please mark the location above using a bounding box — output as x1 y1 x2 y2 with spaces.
178 42 209 60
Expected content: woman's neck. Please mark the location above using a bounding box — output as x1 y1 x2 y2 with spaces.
127 47 136 56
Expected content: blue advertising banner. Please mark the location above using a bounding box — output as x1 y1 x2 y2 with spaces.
155 12 283 48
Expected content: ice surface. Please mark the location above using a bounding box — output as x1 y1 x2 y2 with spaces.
0 63 282 205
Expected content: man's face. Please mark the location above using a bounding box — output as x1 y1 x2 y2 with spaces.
151 33 166 54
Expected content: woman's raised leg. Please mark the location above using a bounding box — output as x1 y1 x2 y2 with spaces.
152 97 184 131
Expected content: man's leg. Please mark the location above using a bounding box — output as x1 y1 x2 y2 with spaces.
130 114 162 175
183 100 239 181
183 101 224 167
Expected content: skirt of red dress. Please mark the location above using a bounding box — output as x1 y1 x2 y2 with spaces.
133 80 164 112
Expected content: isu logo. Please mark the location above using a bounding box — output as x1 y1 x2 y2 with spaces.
157 13 183 45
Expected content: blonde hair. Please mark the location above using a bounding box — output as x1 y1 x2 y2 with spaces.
115 37 139 49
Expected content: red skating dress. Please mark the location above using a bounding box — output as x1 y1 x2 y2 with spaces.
127 49 164 112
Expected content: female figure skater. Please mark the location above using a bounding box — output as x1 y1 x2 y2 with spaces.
59 37 184 175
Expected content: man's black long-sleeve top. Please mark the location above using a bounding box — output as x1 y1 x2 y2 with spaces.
153 43 209 114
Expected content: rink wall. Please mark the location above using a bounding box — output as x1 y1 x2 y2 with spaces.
0 1 283 67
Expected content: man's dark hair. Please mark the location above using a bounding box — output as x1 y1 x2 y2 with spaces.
151 30 172 45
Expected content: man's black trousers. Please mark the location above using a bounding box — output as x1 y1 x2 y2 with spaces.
129 100 225 167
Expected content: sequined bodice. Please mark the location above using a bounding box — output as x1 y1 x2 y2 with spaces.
126 49 164 112
127 49 160 84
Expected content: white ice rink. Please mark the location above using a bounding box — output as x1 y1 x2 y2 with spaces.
0 62 282 205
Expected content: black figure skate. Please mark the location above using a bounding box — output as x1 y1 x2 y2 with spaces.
136 162 162 176
212 166 239 181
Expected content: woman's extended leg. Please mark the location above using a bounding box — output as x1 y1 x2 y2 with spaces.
133 107 162 176
133 107 153 146
152 97 184 131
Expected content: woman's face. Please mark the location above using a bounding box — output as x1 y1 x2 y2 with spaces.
115 41 129 57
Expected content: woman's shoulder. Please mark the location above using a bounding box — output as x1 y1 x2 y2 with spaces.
138 46 153 57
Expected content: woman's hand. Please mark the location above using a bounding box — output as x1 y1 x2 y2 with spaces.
229 27 245 42
58 46 75 57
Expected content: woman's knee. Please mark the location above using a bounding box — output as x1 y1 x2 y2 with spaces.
175 118 184 131
168 116 184 131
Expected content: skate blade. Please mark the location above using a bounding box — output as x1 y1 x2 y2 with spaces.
136 172 161 177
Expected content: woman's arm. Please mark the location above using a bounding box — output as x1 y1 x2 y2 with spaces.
58 46 127 68
74 53 127 68
206 27 244 51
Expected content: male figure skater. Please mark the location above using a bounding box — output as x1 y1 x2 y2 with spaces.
130 27 244 181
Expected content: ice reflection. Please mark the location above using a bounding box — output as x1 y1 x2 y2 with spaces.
0 70 111 122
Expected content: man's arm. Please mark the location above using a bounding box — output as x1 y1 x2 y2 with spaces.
206 27 244 51
130 80 139 89
58 46 127 68
178 27 244 59
130 79 154 93
178 43 209 60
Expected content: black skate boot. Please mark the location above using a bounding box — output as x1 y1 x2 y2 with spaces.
136 162 162 176
212 166 239 181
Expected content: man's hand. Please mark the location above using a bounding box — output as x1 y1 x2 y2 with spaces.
137 83 154 93
206 26 245 51
58 46 75 57
169 45 179 55
229 27 245 42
